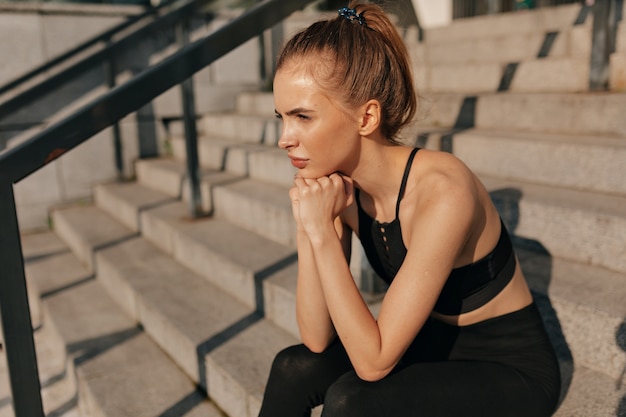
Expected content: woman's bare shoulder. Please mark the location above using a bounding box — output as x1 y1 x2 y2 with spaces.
408 149 478 203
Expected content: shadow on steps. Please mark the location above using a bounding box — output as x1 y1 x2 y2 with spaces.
490 187 574 408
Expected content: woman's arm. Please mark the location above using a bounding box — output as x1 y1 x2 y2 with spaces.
300 173 475 382
295 225 337 352
290 180 352 352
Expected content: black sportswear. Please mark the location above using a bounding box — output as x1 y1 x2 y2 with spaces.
355 147 516 315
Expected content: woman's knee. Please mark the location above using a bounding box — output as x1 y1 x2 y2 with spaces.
273 341 350 377
260 344 333 417
322 374 383 417
270 344 319 377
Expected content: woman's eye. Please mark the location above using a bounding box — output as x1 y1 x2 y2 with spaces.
274 113 282 120
297 114 310 120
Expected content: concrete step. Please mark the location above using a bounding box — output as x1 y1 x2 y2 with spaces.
199 113 280 145
508 57 589 93
137 148 296 247
132 148 626 274
50 204 137 272
417 92 626 136
63 187 298 316
424 3 584 44
553 365 626 417
423 62 503 93
169 135 281 180
43 200 626 417
221 90 626 136
88 183 301 331
50 203 298 417
93 167 626 380
419 128 626 197
138 200 297 316
212 178 294 247
518 246 626 381
93 178 373 339
114 160 242 215
423 57 589 93
246 146 626 272
235 92 275 118
474 92 626 135
247 146 296 188
261 261 300 338
135 158 188 199
100 177 626 380
170 135 295 187
105 180 626 381
21 232 222 417
483 176 626 274
423 25 591 65
93 180 178 233
95 236 298 417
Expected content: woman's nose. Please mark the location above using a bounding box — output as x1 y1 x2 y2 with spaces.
277 126 294 150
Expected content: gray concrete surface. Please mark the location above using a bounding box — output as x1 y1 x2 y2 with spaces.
19 231 224 417
7 4 626 417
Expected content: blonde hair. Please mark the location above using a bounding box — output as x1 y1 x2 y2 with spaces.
276 2 417 143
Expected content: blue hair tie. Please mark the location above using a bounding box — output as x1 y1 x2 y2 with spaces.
338 7 366 25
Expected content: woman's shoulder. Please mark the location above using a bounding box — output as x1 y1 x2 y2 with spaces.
401 150 482 249
409 149 477 201
415 147 469 170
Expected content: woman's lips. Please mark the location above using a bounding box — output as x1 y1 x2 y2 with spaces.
289 156 308 169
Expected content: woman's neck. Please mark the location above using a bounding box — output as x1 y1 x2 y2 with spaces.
351 142 411 201
349 142 415 222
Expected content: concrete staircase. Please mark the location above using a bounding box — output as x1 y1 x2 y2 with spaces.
17 3 626 417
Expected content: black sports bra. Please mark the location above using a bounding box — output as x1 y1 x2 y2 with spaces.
355 148 516 315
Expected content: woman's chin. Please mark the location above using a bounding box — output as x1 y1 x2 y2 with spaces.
299 169 335 179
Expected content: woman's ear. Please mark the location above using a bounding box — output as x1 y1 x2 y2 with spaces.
358 100 382 136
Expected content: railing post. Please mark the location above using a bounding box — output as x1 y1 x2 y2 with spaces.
104 39 125 180
0 177 45 417
486 0 500 15
257 0 269 85
176 19 203 218
589 0 619 90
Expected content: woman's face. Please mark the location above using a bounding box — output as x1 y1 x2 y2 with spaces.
273 62 361 179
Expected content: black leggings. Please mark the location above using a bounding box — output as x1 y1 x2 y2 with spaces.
258 303 561 417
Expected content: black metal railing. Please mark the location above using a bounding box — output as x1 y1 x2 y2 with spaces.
0 0 220 121
0 0 168 98
0 0 315 414
0 0 221 175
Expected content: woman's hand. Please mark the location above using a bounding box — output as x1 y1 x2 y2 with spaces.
288 181 305 232
289 173 353 239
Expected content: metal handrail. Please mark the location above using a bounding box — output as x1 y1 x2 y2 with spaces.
0 0 168 98
0 0 312 182
0 0 216 121
0 0 315 415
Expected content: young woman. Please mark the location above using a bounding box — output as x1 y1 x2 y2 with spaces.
259 3 561 416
